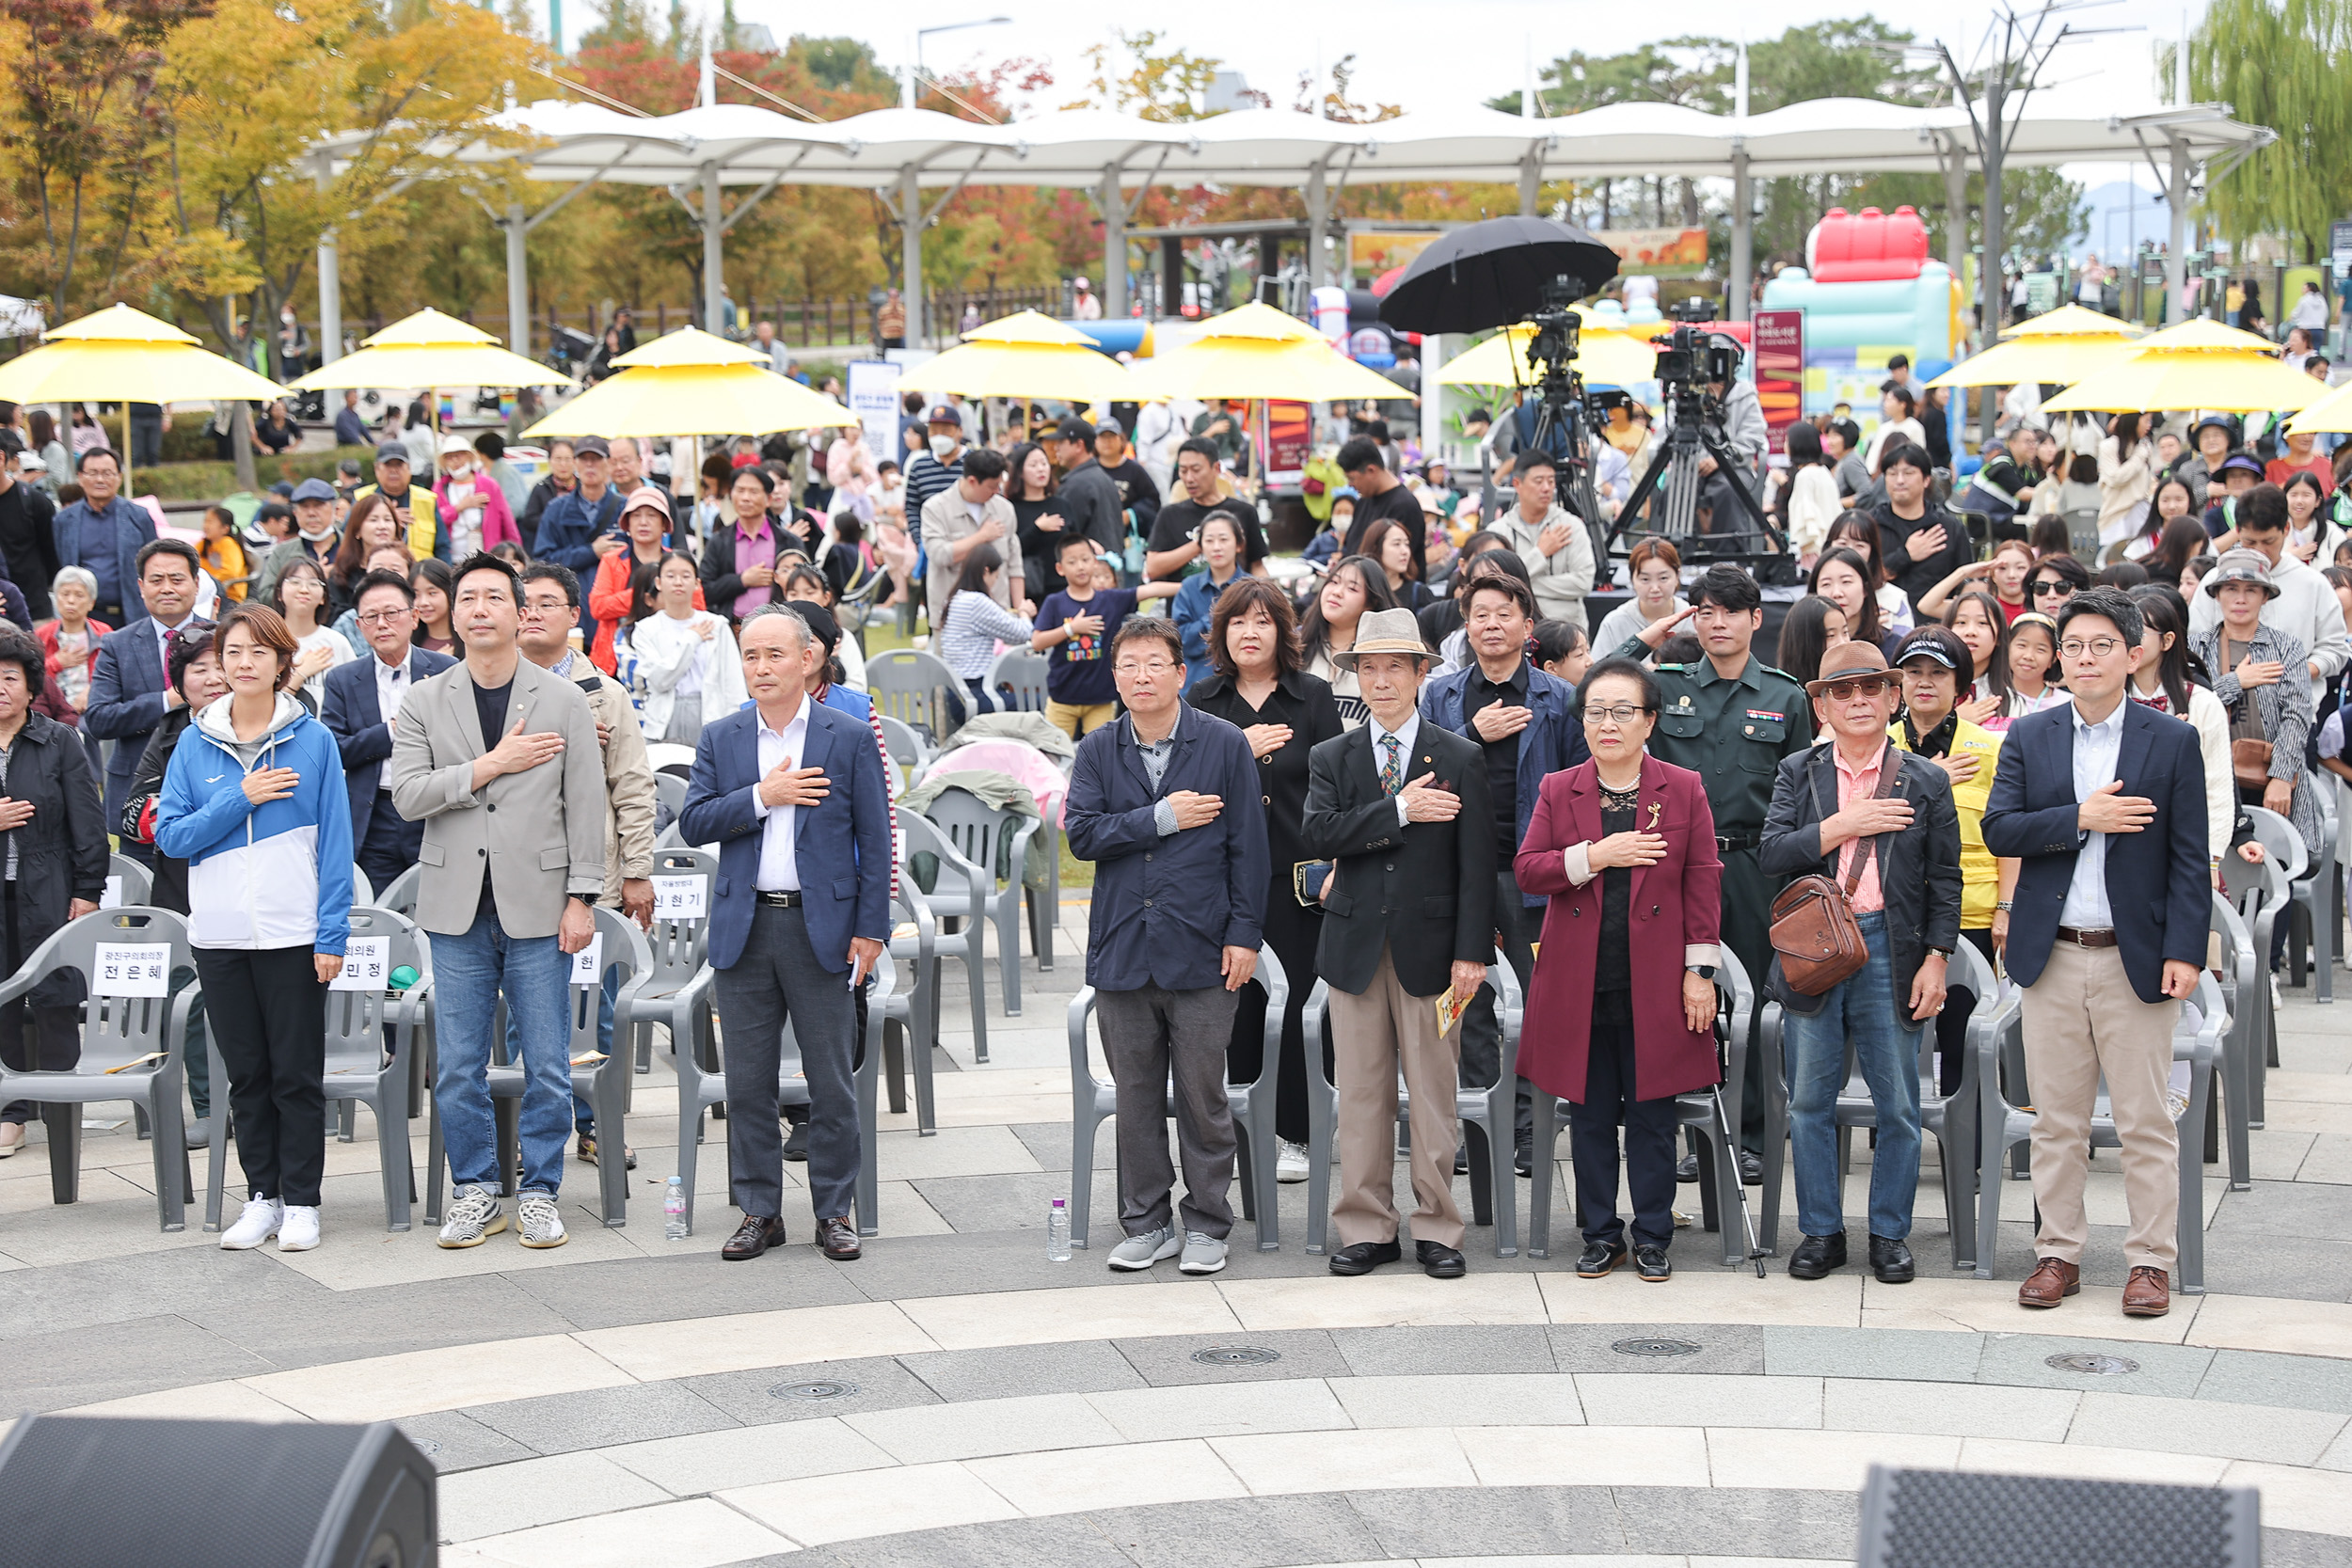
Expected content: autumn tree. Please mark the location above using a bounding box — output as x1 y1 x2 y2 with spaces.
2182 0 2352 258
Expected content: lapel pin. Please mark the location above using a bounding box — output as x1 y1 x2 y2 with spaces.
1645 800 1662 830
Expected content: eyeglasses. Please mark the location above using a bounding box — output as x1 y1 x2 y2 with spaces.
2030 579 2075 597
1113 659 1178 676
2059 637 2126 658
1821 677 1892 701
354 609 412 626
1584 704 1653 725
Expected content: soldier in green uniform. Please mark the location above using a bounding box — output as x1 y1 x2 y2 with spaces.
1613 562 1814 1174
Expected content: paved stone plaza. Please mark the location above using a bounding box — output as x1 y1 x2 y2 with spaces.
2 905 2348 1568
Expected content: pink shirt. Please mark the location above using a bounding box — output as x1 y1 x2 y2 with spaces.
729 517 778 620
1831 743 1889 913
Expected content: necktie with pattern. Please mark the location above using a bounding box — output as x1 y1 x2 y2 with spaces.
1380 732 1403 796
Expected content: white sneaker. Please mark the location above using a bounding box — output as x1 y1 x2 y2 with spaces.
277 1205 320 1252
517 1192 567 1249
1107 1225 1180 1271
437 1184 506 1248
220 1196 283 1250
1276 1140 1310 1183
1179 1231 1228 1275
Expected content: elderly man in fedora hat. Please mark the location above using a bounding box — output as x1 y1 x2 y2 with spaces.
1760 639 1963 1286
1303 608 1496 1278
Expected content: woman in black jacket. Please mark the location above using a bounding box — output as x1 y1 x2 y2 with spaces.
0 625 110 1158
1186 576 1344 1182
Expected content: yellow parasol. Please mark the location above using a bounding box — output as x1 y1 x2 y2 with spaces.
2286 376 2352 436
2041 319 2325 414
1433 320 1661 389
521 326 851 436
1926 309 2148 390
290 307 572 393
915 310 1135 403
1125 302 1414 403
0 303 291 494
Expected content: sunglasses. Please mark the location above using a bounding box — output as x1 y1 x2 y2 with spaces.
1821 677 1893 702
2030 578 2075 597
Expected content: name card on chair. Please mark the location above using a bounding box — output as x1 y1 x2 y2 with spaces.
570 933 603 986
101 876 122 911
95 944 169 997
651 876 706 922
333 938 389 992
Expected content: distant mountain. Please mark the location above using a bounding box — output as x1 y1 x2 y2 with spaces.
2075 179 2178 264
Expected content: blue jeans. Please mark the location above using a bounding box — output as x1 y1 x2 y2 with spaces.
1785 911 1924 1242
505 968 615 1134
435 908 571 1196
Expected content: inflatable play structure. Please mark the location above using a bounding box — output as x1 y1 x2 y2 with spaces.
1759 205 1965 445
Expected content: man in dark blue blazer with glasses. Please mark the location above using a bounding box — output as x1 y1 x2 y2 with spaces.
320 567 454 893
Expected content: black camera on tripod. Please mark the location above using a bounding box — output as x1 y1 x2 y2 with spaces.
1522 277 1584 384
1653 297 1744 393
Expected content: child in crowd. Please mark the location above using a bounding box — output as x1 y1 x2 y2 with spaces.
1533 618 1589 688
198 506 249 603
1030 533 1180 739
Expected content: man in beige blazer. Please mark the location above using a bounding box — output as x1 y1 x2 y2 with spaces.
390 553 608 1252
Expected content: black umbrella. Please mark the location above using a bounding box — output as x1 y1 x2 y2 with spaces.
1378 216 1621 335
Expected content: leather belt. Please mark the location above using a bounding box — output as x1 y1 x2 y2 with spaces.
1716 831 1762 851
2055 925 2117 949
755 890 803 908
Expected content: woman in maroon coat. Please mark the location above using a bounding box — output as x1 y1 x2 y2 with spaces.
1516 658 1724 1282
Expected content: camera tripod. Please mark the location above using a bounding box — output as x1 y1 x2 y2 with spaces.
1512 303 1609 562
1606 387 1796 584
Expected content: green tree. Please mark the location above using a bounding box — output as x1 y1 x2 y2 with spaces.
2182 0 2352 257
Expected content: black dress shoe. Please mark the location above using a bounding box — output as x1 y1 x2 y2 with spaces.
783 1120 809 1163
1634 1244 1672 1282
1738 1150 1764 1185
1788 1231 1848 1279
1416 1240 1467 1278
1454 1146 1470 1176
1675 1152 1700 1182
1514 1132 1534 1178
1576 1240 1628 1278
1327 1240 1403 1275
818 1214 861 1260
1868 1234 1915 1284
721 1214 786 1260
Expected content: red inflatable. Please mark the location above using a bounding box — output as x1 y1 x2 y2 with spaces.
1809 206 1930 284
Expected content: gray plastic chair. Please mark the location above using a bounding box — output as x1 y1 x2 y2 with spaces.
623 847 717 1078
2220 818 2294 1129
1973 972 2225 1293
0 908 198 1229
2207 892 2259 1192
1301 944 1526 1258
896 807 991 1062
987 649 1051 714
348 865 375 909
103 854 151 909
921 784 1055 1015
882 883 939 1132
652 770 689 835
2246 800 2334 1001
1065 942 1287 1251
374 863 422 919
207 907 425 1232
877 713 930 776
424 908 652 1228
869 647 983 743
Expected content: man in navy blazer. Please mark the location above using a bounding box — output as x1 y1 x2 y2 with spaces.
1064 616 1268 1276
320 568 456 893
83 540 207 865
679 606 890 1263
50 448 154 626
1981 588 2207 1321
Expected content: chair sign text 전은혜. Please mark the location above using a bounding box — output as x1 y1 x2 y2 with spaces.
95 944 169 997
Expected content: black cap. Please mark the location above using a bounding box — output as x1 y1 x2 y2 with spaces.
1055 418 1094 444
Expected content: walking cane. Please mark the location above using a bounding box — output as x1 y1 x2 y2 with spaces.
1711 1006 1770 1278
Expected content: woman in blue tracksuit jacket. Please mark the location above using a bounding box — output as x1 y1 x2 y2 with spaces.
155 602 353 1255
1171 511 1249 693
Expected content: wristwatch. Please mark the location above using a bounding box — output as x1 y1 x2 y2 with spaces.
1925 945 1952 959
570 892 597 908
1691 965 1717 980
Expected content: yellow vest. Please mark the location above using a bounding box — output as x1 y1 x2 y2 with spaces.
357 483 438 560
1889 716 2002 928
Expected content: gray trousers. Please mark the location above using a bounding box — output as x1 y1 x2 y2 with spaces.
714 903 859 1223
1097 982 1240 1241
1459 866 1536 1139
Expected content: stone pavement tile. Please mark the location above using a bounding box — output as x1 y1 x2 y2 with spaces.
1871 1273 2195 1342
187 1271 572 1372
1613 1486 1861 1560
465 1379 741 1456
1761 1325 1983 1383
2199 1349 2352 1416
1350 1484 1634 1560
604 1414 896 1494
1219 1273 1548 1332
2296 1134 2352 1185
872 1179 957 1238
876 1124 1046 1181
66 1378 309 1422
1820 1377 2078 1442
0 1238 327 1341
807 1514 1138 1568
846 1227 1132 1303
2209 1180 2352 1243
2257 1101 2352 1137
2320 1422 2352 1472
243 1331 635 1422
439 1452 674 1541
2187 1293 2352 1358
1956 1435 2231 1485
0 1313 273 1419
392 1409 538 1473
1213 1427 1477 1495
902 1338 1149 1402
966 1436 1249 1514
1706 1427 1963 1490
1331 1372 1583 1429
0 1166 151 1215
262 1204 647 1292
1110 1328 1350 1387
1086 1379 1352 1441
502 1245 870 1330
1329 1323 1558 1376
1453 1424 1709 1488
461 1497 794 1568
682 1354 946 1427
847 1390 1123 1463
2251 1132 2319 1182
1577 1372 1821 1430
1548 1323 1766 1376
2192 1234 2352 1304
1010 1120 1110 1174
1974 1333 2215 1400
1537 1267 1862 1328
912 1169 1120 1234
723 1457 1025 1544
2269 1070 2352 1105
902 1282 1244 1352
1093 1493 1389 1568
576 1300 936 1382
2265 1531 2352 1568
2068 1391 2349 1465
0 1190 224 1270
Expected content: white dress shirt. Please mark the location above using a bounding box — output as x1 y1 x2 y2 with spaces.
373 650 411 729
2058 700 2127 930
1367 709 1421 826
750 699 811 892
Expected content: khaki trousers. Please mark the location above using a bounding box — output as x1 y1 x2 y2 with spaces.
2018 941 2182 1270
1328 945 1465 1249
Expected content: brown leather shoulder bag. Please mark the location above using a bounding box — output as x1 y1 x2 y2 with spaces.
1768 743 1900 996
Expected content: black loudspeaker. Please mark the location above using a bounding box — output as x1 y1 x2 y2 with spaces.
1857 1465 2260 1568
0 1415 437 1568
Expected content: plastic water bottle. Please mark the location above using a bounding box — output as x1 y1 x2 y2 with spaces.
663 1177 688 1242
1045 1197 1072 1261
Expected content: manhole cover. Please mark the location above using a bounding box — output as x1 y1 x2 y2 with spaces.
1190 1345 1282 1366
410 1439 441 1456
771 1379 862 1402
1611 1338 1703 1358
2045 1353 2139 1376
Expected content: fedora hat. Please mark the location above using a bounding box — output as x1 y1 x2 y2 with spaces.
1803 639 1896 697
1333 608 1433 669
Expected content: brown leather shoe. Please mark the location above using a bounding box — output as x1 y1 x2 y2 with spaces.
818 1215 861 1260
2122 1265 2171 1317
721 1214 786 1261
2018 1256 2080 1308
